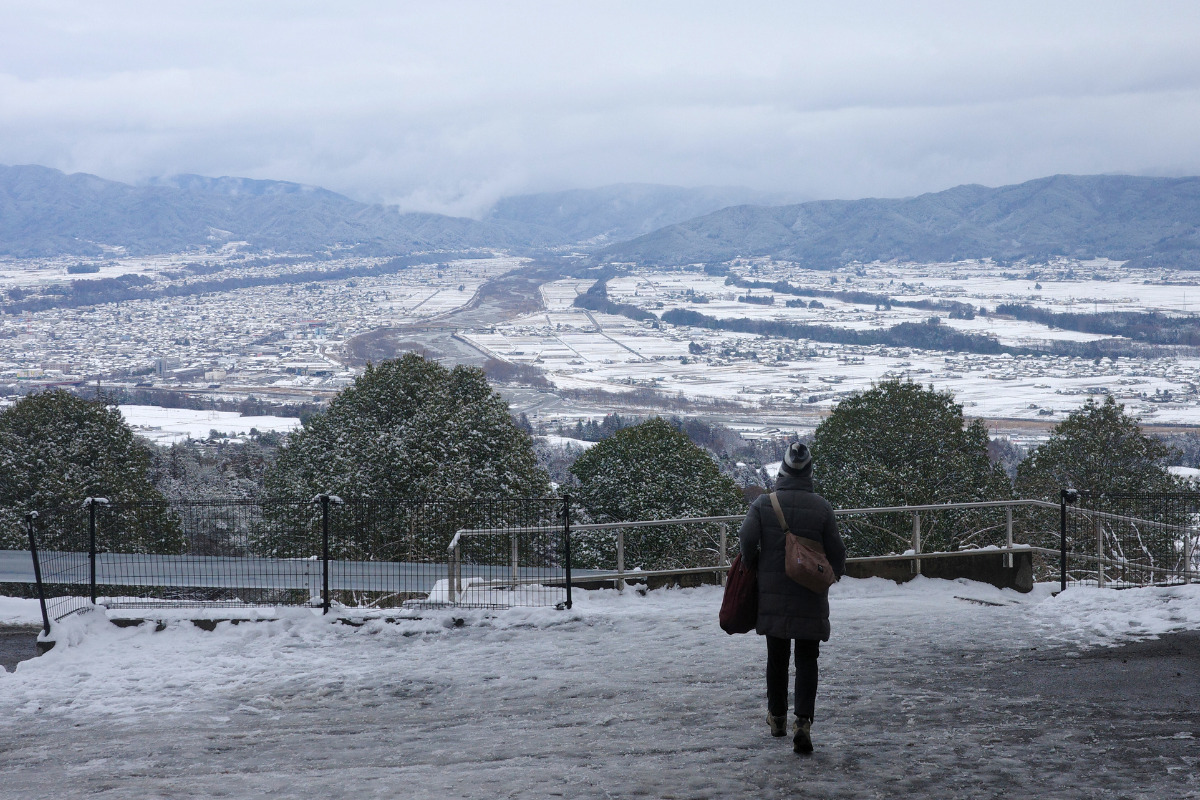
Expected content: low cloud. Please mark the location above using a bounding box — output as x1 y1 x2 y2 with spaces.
3 1 1200 214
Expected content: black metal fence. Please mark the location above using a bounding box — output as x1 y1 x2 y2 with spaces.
18 490 1199 634
25 496 571 632
1060 491 1200 588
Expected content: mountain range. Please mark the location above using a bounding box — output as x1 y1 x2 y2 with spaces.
596 174 1200 269
3 165 1200 269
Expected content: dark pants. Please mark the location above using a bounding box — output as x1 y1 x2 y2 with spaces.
766 635 820 721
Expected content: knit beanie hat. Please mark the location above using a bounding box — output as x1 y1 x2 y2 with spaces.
780 442 813 476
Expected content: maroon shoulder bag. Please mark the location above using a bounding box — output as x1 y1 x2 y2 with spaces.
719 553 758 634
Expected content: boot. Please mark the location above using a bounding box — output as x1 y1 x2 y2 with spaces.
793 717 813 754
766 713 787 737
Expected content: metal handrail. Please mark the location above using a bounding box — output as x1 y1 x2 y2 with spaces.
445 498 1199 602
448 499 1064 546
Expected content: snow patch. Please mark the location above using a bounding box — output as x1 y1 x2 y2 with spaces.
0 596 43 626
1033 583 1200 647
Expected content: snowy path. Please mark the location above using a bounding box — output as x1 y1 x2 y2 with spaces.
1 578 1198 799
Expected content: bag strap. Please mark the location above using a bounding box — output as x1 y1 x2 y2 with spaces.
768 492 791 535
768 492 827 555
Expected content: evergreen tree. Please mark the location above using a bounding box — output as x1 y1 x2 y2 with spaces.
258 354 550 557
264 354 548 500
1015 396 1181 498
0 390 178 551
810 379 1013 556
1016 396 1186 576
569 418 744 570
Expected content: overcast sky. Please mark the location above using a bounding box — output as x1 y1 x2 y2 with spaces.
4 1 1200 216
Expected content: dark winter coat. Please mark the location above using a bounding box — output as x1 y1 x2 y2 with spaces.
738 471 847 641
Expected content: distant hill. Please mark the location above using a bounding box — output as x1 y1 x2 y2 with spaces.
596 174 1200 268
485 183 795 244
9 167 1200 267
0 165 564 257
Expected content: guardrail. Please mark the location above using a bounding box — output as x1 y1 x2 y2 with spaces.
20 492 1199 633
448 497 1199 601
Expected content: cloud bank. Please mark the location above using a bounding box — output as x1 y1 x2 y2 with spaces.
3 1 1200 216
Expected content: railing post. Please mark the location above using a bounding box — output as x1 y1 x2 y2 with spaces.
1060 489 1077 592
511 531 519 588
320 495 331 614
447 540 457 605
616 529 626 593
719 523 729 587
454 542 462 600
88 498 98 606
911 512 921 575
1004 506 1014 569
1185 529 1194 585
1096 514 1106 589
26 512 50 637
562 494 572 610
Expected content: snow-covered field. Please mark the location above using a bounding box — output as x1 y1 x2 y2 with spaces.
2 578 1198 798
461 261 1200 429
117 405 301 445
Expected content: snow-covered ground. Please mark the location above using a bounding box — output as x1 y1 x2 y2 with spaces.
1 578 1198 798
117 405 301 445
0 595 41 626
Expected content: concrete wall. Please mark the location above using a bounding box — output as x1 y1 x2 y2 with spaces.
586 550 1036 593
845 550 1034 593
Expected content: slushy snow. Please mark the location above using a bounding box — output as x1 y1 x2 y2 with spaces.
1 578 1198 798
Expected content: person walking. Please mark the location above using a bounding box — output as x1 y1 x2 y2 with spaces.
738 441 846 754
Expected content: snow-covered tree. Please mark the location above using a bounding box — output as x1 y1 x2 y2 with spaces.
150 438 278 503
265 354 548 500
1016 396 1186 575
0 390 178 551
1016 395 1181 499
569 418 744 570
810 379 1013 556
257 354 550 556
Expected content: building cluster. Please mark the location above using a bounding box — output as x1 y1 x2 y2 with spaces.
0 252 516 404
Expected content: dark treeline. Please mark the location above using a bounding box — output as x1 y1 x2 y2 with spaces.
87 386 324 422
726 275 978 319
556 411 632 442
663 307 1189 359
558 384 746 413
481 358 553 389
661 307 1015 355
1162 431 1200 468
0 252 481 314
571 279 657 321
995 303 1200 346
164 255 334 280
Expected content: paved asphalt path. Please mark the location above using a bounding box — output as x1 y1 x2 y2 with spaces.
0 625 41 672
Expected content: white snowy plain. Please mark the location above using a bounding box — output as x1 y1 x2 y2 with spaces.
1 577 1198 799
117 405 300 445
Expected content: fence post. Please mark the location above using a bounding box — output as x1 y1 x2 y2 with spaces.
1004 506 1014 569
911 512 921 575
616 529 626 593
320 495 331 614
1096 512 1106 589
26 512 50 637
447 538 458 605
562 494 572 610
87 498 98 606
511 531 519 589
719 523 729 587
1059 489 1077 592
1186 529 1195 585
